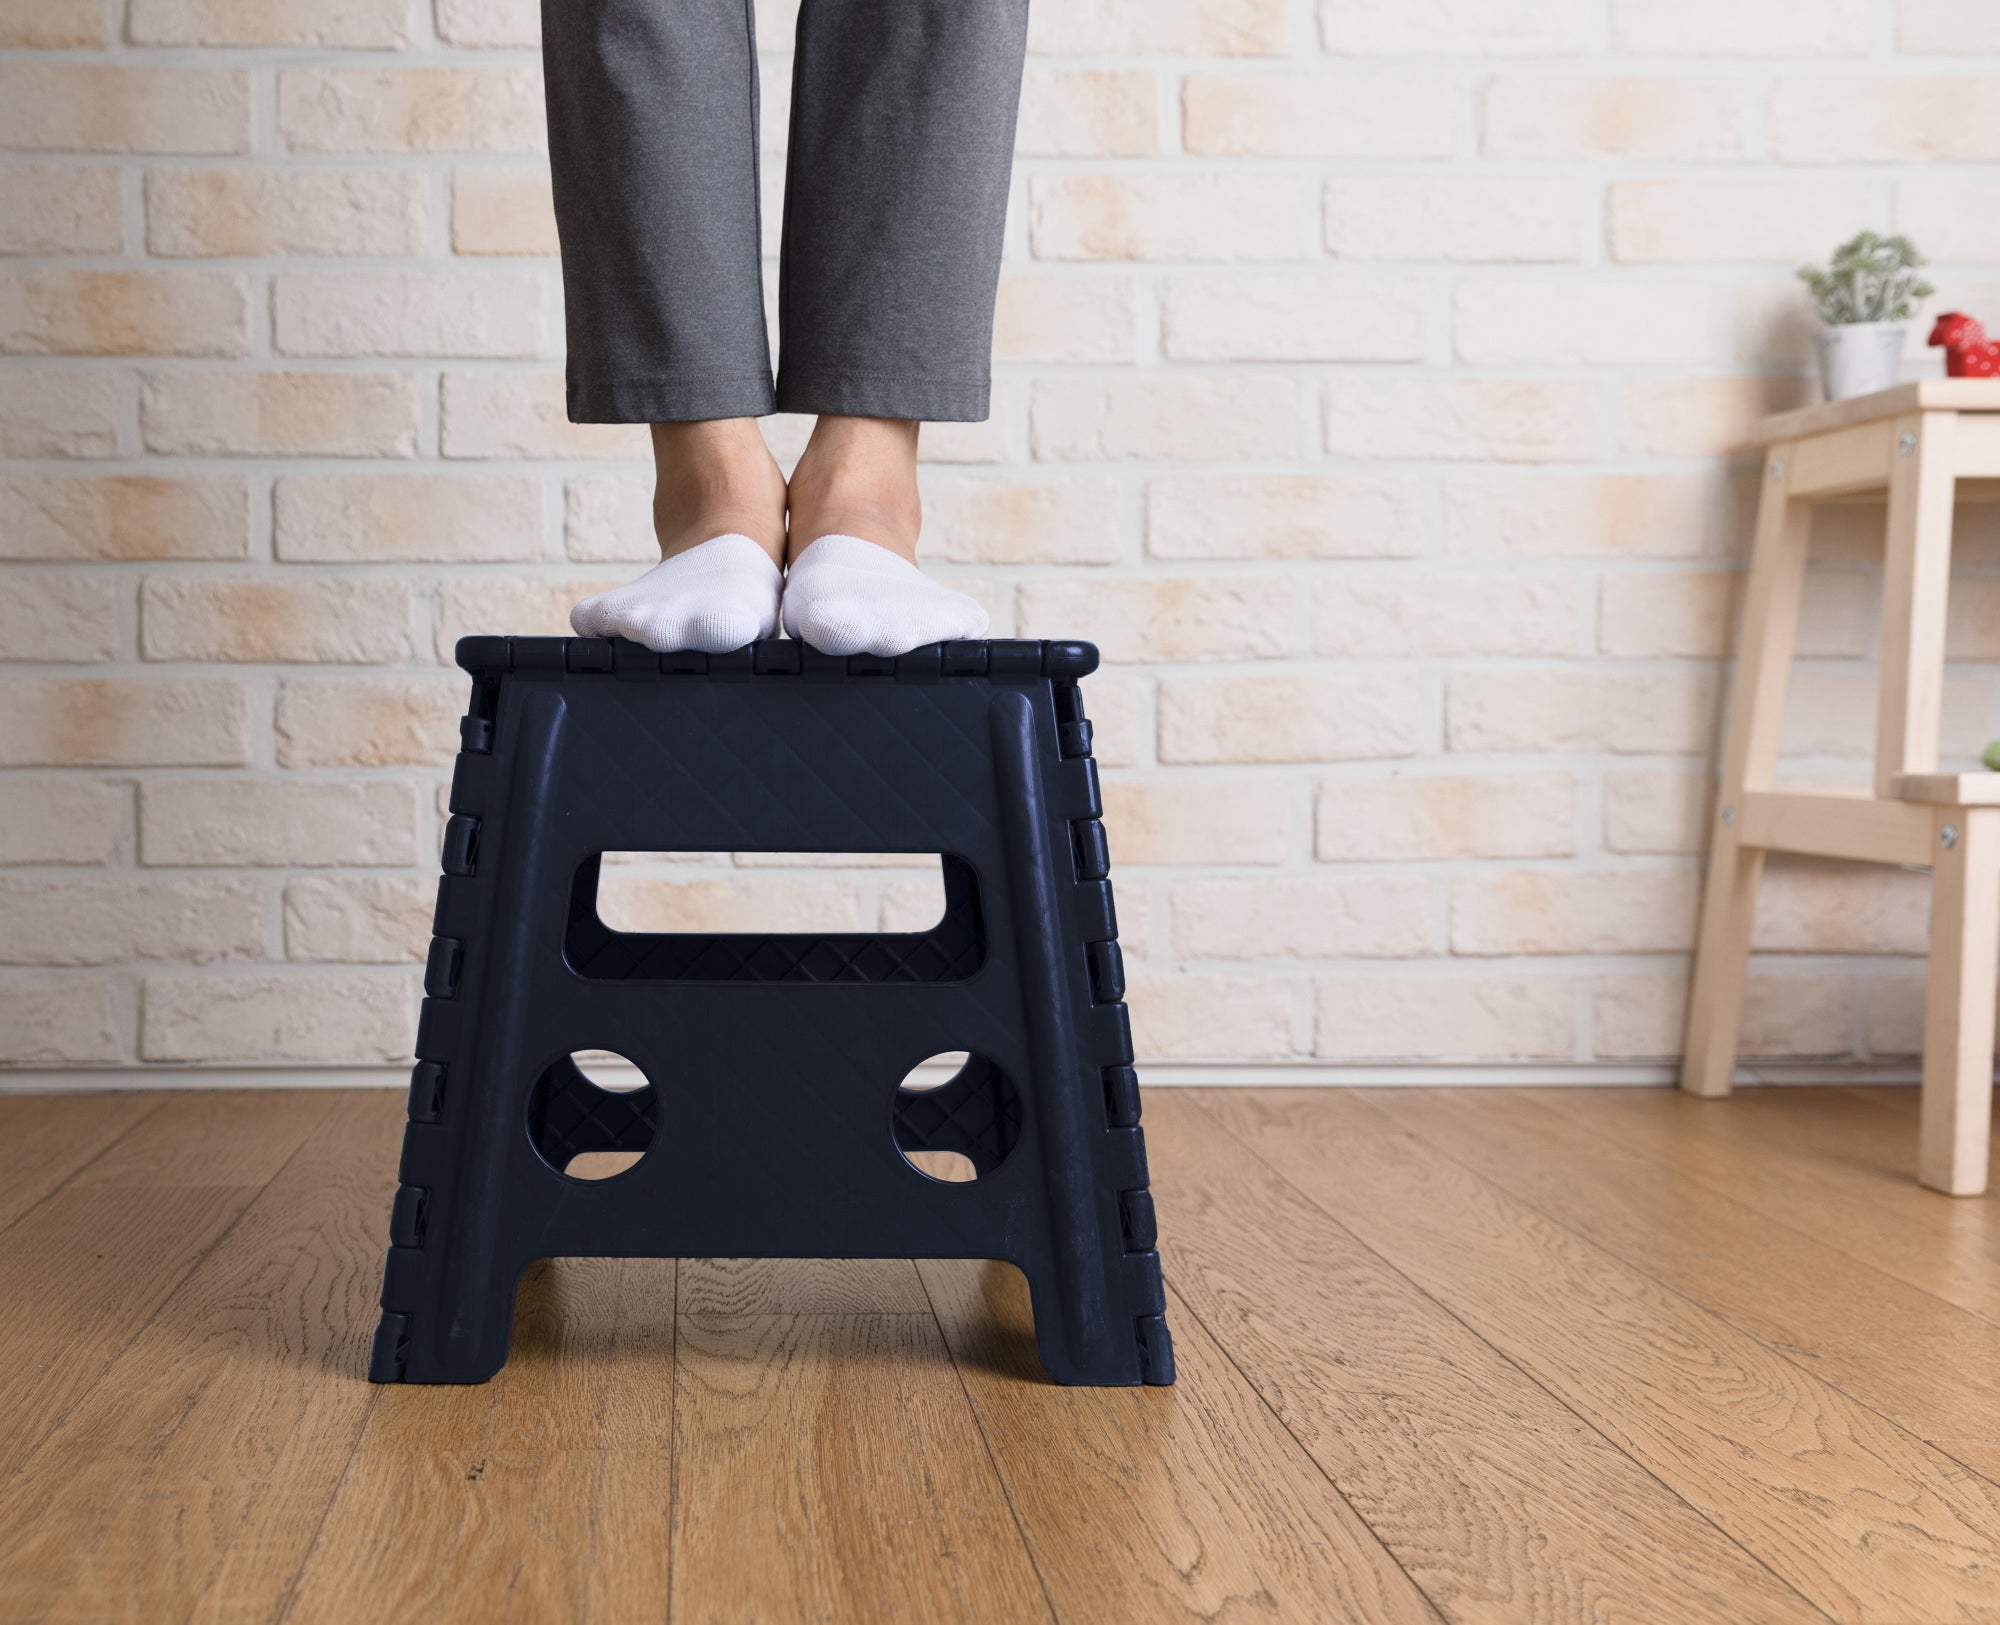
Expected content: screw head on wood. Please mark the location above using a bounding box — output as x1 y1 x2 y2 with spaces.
1942 824 1960 850
1899 431 1918 456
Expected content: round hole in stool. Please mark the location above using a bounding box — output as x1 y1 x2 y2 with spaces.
892 1050 1021 1184
526 1048 656 1182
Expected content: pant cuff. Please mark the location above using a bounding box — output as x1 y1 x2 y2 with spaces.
774 367 992 424
566 369 777 424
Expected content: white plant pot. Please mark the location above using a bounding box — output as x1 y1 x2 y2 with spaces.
1814 321 1905 402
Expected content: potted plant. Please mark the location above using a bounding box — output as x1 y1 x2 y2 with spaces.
1797 231 1934 402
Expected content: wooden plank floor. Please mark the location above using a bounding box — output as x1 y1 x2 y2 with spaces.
1 1087 1998 1623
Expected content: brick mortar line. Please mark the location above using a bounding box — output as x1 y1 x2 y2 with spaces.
5 4 1996 1067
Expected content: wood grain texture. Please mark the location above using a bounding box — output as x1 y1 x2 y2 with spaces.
918 1254 1441 1625
0 1091 332 1483
0 1090 160 1231
1368 1087 2000 1484
669 1309 1048 1625
1549 1086 2000 1324
67 1089 334 1188
1201 1088 2000 1623
289 1252 678 1623
678 1255 934 1316
0 1094 395 1625
1142 1093 1821 1625
4 1087 1999 1623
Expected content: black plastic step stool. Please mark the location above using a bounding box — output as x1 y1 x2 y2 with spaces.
368 634 1173 1387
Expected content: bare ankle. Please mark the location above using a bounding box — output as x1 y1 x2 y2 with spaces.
786 416 922 565
650 418 787 565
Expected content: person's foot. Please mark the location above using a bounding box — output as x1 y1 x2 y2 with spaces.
781 416 988 657
571 419 787 653
571 534 781 653
784 416 923 565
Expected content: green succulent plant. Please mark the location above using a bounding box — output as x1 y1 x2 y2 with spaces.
1798 231 1935 326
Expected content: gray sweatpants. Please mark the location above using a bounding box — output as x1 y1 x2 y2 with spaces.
542 0 1031 425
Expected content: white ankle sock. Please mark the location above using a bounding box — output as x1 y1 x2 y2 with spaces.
569 533 781 654
781 534 989 657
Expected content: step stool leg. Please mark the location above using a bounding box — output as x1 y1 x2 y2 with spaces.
1876 411 1958 799
1683 834 1765 1098
1920 808 2000 1196
1682 444 1812 1098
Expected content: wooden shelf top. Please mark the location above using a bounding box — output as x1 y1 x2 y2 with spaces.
1752 379 2000 446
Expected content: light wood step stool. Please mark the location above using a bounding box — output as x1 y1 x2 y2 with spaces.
1685 380 2000 1195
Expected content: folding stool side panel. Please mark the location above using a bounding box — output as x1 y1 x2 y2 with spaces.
992 690 1123 1381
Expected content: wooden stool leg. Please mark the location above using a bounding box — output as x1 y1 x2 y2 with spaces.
1682 447 1812 1098
1683 835 1766 1097
1876 411 1958 798
1921 808 2000 1196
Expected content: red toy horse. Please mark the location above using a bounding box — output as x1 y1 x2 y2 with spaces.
1929 312 2000 378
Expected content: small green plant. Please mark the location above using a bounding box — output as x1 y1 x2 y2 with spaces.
1797 231 1934 326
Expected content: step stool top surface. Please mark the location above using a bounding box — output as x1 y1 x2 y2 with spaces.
456 636 1099 683
1752 378 2000 445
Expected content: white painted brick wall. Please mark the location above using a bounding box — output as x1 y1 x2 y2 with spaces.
3 0 1998 1073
